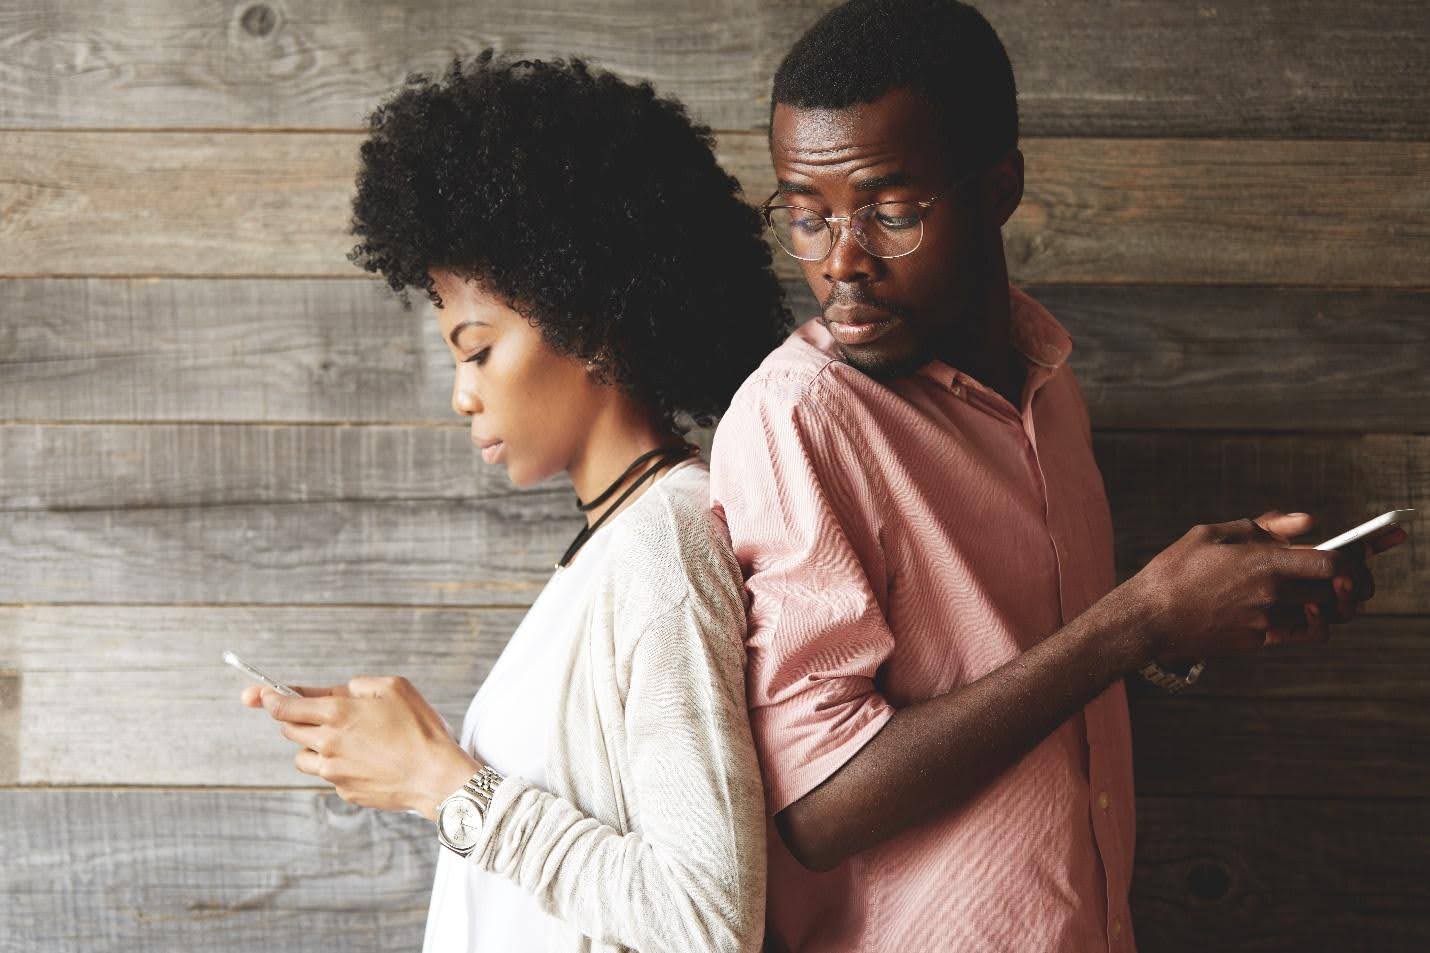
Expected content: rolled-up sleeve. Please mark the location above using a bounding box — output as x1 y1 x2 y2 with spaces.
710 371 896 814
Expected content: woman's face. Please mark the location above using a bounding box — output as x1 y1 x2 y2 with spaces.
429 268 599 487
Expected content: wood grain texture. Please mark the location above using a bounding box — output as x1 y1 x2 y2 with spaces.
4 790 1428 951
4 1 1427 138
4 602 1427 787
0 789 434 953
1131 797 1430 952
6 279 1429 430
1131 695 1430 797
0 605 521 785
3 132 1427 286
0 498 570 606
1096 431 1428 614
3 425 1423 608
1169 615 1430 700
0 277 453 423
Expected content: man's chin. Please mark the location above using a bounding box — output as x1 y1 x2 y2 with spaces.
836 340 930 381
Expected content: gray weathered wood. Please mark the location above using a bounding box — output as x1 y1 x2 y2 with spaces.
3 132 1427 286
4 1 1428 138
0 498 571 606
0 277 455 423
3 425 1423 609
6 279 1429 431
3 789 1428 952
0 423 511 509
4 604 1427 787
1132 797 1430 951
0 789 434 952
0 605 522 786
1132 695 1430 797
1172 615 1430 701
1039 285 1430 432
1096 432 1427 614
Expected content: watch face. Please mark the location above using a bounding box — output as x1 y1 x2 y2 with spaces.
439 796 482 849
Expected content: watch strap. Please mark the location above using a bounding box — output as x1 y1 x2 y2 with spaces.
1139 658 1206 693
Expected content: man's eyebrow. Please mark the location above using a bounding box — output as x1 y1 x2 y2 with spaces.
775 179 818 196
447 319 489 347
851 172 914 191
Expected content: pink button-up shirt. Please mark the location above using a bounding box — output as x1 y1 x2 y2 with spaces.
710 283 1135 952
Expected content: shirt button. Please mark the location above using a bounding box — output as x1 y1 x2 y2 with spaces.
1110 918 1122 939
1097 791 1110 810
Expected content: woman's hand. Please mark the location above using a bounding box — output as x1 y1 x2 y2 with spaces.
241 675 481 823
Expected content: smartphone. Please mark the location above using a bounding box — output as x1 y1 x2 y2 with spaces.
223 650 303 697
1313 508 1415 552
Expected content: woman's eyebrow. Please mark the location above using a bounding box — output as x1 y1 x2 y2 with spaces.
447 319 490 347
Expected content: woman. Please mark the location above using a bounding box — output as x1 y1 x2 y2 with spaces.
239 51 789 952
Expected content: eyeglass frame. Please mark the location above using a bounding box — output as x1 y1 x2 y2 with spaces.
759 165 985 262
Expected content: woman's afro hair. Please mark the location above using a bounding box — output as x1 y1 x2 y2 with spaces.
347 50 792 429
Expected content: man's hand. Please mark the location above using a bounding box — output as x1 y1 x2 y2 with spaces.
1124 510 1403 664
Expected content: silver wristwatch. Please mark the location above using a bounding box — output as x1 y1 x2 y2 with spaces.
436 765 505 858
1139 658 1206 694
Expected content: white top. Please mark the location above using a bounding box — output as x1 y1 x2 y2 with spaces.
421 459 766 953
422 496 618 953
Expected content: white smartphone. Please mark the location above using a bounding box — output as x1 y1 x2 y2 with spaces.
1313 508 1415 552
223 650 303 697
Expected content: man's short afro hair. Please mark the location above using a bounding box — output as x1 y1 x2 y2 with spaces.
772 0 1018 175
347 49 791 429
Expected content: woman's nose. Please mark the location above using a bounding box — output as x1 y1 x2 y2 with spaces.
452 384 480 417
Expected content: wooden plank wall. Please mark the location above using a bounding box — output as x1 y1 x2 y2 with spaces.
2 1 1426 949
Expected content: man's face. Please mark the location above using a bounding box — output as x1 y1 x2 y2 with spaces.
769 87 1006 378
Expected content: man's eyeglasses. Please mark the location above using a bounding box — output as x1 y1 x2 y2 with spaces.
760 167 982 262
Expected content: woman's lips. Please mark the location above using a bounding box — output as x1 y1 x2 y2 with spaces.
479 440 505 465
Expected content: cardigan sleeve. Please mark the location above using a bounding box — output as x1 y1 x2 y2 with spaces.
464 586 767 953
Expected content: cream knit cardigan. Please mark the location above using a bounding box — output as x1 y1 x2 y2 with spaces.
462 460 766 952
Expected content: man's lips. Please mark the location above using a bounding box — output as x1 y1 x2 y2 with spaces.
824 301 900 346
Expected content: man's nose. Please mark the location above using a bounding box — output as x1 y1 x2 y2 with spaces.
822 221 877 285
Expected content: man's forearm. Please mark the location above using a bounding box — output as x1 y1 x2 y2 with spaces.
775 581 1159 871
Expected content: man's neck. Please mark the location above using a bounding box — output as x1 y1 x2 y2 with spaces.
934 280 1026 411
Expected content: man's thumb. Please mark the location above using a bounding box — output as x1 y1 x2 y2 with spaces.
1253 510 1314 542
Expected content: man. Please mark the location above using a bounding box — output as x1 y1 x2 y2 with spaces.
708 1 1403 950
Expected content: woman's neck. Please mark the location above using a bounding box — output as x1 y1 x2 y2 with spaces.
567 404 682 529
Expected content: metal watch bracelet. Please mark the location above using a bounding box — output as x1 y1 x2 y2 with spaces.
457 765 505 819
1138 658 1205 694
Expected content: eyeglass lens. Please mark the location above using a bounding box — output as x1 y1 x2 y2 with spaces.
766 202 925 261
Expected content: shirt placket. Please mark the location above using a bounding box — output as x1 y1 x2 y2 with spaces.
960 362 1128 951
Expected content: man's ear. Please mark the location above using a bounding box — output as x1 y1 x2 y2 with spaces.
987 147 1024 228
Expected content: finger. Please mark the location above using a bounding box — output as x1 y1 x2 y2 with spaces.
279 721 326 752
1368 526 1408 554
1253 510 1314 541
291 684 352 698
240 685 263 707
1276 578 1337 606
260 689 338 725
1271 545 1348 580
1206 517 1269 543
348 674 407 697
1270 603 1331 645
294 747 323 777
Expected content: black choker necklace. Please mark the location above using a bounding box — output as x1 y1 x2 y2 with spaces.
556 442 698 569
